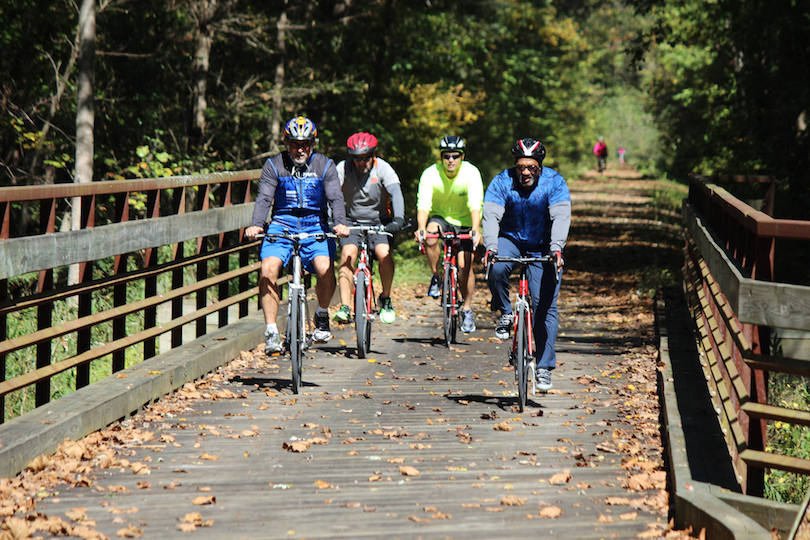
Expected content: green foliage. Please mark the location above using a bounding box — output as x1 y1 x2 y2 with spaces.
765 373 810 503
628 0 810 216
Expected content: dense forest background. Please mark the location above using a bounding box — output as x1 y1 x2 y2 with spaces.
1 0 808 219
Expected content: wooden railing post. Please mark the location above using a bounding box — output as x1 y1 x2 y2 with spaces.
112 192 130 373
142 189 160 359
76 193 96 388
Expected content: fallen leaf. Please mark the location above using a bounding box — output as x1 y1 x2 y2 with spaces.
548 470 572 485
192 496 215 506
116 525 143 537
399 466 421 477
500 495 526 506
282 441 310 453
538 505 563 519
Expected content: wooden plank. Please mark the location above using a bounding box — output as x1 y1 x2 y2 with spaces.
0 287 259 396
741 402 810 427
0 262 259 356
0 170 261 203
685 203 810 330
0 204 255 279
740 449 810 476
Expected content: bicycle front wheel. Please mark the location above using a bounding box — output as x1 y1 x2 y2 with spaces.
288 289 303 393
441 266 457 346
354 273 371 358
515 307 529 412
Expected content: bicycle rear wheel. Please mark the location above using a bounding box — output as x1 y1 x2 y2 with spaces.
354 273 371 358
514 307 529 411
441 265 457 346
288 289 303 393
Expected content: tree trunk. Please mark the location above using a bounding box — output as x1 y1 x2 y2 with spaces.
268 1 288 151
189 0 217 151
69 0 95 289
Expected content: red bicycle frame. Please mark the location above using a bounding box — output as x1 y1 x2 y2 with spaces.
512 271 535 357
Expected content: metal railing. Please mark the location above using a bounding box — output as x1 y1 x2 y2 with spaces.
683 174 810 496
0 171 264 422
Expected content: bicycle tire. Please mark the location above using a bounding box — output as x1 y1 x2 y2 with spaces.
441 265 457 346
289 289 303 393
354 272 371 358
515 307 529 412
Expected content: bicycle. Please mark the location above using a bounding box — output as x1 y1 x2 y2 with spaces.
346 224 392 358
486 254 557 412
420 230 472 347
259 229 336 394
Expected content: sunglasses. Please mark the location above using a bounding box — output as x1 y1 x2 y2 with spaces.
352 155 374 163
516 164 540 174
442 153 462 161
287 141 312 150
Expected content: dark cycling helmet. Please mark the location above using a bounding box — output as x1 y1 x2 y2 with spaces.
439 135 466 153
284 116 317 141
347 132 378 156
511 138 546 163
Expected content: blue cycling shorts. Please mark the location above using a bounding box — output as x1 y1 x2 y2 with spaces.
260 222 336 273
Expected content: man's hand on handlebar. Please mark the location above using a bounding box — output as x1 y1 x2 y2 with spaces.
333 223 350 237
483 250 496 268
245 225 263 239
384 217 405 234
414 229 426 243
553 250 564 272
471 228 481 249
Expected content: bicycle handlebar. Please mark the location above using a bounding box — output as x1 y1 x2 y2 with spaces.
484 254 558 282
346 224 393 237
255 231 338 242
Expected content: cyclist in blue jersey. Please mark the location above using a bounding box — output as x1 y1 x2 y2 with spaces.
246 116 350 354
482 138 571 391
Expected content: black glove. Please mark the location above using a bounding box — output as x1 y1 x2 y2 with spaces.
384 217 404 234
484 250 496 267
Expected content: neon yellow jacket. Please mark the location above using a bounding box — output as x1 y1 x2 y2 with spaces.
416 161 483 227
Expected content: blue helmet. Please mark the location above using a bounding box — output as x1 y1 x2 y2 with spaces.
284 116 317 141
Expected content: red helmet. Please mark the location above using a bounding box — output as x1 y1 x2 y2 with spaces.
347 132 378 156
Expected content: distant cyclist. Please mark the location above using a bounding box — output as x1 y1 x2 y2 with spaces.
414 135 483 333
334 132 405 324
593 136 608 173
482 138 571 391
245 116 349 354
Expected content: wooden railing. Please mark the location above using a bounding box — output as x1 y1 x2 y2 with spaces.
683 174 810 496
0 171 263 422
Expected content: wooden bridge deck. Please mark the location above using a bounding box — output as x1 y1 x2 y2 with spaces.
25 171 673 539
33 306 666 538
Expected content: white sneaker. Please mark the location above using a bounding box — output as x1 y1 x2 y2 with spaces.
312 311 332 343
264 330 283 355
536 368 552 392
